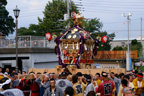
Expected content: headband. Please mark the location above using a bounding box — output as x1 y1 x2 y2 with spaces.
137 73 143 78
0 79 11 89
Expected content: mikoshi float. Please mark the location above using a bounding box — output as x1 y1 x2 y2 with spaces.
54 12 99 69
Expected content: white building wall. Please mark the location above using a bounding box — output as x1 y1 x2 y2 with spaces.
0 53 58 72
31 53 58 69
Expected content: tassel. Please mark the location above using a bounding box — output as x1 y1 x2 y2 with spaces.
76 42 79 49
55 46 58 54
93 46 97 56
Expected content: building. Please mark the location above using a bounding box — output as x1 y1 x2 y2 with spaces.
0 36 58 72
0 36 139 72
110 36 144 51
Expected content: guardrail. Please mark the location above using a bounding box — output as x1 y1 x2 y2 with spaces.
0 36 55 48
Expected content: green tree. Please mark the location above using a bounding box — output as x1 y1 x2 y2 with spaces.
84 18 103 33
130 39 143 57
38 0 78 36
18 24 42 36
0 0 15 36
91 31 115 51
113 46 123 50
98 32 115 51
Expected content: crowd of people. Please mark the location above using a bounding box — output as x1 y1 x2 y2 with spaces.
0 67 144 96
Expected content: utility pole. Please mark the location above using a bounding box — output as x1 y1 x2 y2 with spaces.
122 13 132 71
141 17 143 59
141 17 142 43
127 15 130 71
67 0 70 28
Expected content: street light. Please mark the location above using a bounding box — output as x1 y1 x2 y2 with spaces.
13 5 20 73
122 13 132 71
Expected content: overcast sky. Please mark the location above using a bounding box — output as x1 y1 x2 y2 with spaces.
6 0 144 40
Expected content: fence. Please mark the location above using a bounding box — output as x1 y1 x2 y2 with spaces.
0 36 55 48
94 50 138 60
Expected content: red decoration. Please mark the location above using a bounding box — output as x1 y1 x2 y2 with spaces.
84 31 89 39
71 11 76 20
102 36 107 43
46 33 51 41
63 50 67 56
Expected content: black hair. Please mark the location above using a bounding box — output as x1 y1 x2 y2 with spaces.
14 73 18 75
2 84 11 90
67 72 72 75
37 72 42 74
72 75 78 84
124 75 130 80
135 70 138 74
65 87 74 96
10 73 15 78
83 74 88 78
0 77 10 90
121 79 128 87
50 79 55 82
87 91 95 96
119 73 124 78
102 72 108 77
111 72 115 74
61 72 68 77
129 74 132 76
43 72 47 74
58 74 61 79
95 73 100 77
29 71 35 74
63 67 70 73
76 72 82 77
0 93 4 96
138 73 143 77
23 71 26 73
115 74 119 78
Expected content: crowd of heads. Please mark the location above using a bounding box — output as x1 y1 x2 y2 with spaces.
0 67 143 96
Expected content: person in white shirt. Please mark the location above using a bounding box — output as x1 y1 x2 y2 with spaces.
4 68 9 75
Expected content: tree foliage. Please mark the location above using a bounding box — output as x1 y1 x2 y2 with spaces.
91 31 115 51
130 39 143 57
38 0 78 36
18 24 41 36
113 46 123 50
0 0 15 36
17 0 115 51
84 18 103 33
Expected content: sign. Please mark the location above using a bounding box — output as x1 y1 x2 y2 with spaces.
64 14 68 21
94 64 100 68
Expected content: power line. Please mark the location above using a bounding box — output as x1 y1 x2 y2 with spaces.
83 8 144 13
82 9 144 15
74 0 144 4
80 5 144 9
78 1 144 4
